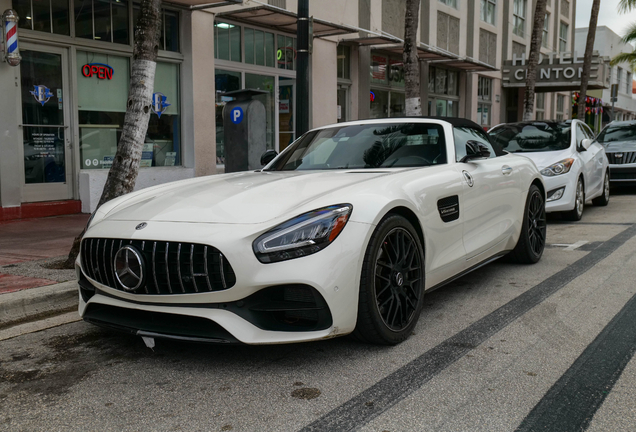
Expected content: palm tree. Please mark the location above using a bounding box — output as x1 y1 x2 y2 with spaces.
64 0 163 267
523 0 549 121
403 0 422 116
577 0 601 120
611 0 636 70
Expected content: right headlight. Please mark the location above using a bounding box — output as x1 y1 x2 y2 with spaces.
253 204 352 263
540 158 575 177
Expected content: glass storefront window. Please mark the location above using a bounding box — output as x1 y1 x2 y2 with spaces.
245 28 275 67
371 54 387 85
215 22 241 62
337 45 351 80
77 53 180 170
389 59 405 87
370 89 388 118
20 51 67 184
77 51 129 170
215 69 241 164
279 77 295 151
277 35 296 70
14 0 70 34
245 73 275 150
134 6 180 52
148 62 181 167
76 0 129 44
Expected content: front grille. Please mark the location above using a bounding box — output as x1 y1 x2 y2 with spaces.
610 172 636 180
81 238 236 294
607 152 636 165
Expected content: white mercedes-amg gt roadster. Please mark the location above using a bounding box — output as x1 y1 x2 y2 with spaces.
77 118 546 345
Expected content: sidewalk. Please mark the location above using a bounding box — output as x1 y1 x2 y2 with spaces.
0 214 88 330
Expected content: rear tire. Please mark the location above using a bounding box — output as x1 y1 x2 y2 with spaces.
352 215 425 345
507 185 546 264
592 171 610 206
562 177 585 221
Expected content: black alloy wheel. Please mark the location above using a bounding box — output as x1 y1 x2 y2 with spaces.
353 215 425 345
508 185 546 264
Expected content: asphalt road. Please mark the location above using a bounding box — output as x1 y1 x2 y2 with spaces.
2 192 636 432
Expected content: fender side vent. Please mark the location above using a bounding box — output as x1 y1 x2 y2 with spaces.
438 195 460 222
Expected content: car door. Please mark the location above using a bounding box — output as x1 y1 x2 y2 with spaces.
576 122 602 197
582 122 606 196
454 126 524 261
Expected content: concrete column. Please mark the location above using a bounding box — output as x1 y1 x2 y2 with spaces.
311 38 337 128
357 46 370 119
0 0 23 208
188 10 217 177
420 61 429 115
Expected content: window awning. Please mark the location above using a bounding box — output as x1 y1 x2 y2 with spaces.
380 43 459 61
428 57 498 72
216 5 358 37
165 0 241 8
343 35 402 45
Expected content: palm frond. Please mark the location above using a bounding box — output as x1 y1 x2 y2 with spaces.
610 52 636 72
618 0 636 13
621 22 636 44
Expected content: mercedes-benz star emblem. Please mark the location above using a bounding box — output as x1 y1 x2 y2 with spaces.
136 222 147 230
114 245 145 291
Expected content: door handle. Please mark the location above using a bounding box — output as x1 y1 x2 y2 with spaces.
502 166 513 175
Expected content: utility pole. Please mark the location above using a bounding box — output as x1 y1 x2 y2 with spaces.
296 0 310 136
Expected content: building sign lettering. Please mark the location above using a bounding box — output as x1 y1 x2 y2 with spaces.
502 51 610 91
82 63 114 80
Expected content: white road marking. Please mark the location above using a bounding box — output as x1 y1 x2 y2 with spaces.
551 240 589 251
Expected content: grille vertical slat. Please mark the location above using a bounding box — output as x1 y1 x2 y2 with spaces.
177 243 186 293
152 242 160 294
204 246 213 291
219 253 227 290
165 242 173 294
190 245 199 293
80 238 235 295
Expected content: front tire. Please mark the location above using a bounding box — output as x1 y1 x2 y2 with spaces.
592 171 610 206
508 185 546 264
353 215 425 345
562 177 585 221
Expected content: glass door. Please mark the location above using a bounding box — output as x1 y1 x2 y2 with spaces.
19 46 73 202
278 77 295 151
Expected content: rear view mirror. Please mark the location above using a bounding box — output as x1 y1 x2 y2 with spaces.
580 139 592 151
260 149 278 166
460 140 491 163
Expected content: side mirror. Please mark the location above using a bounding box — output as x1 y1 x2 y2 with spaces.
460 140 491 163
580 138 592 151
260 149 278 166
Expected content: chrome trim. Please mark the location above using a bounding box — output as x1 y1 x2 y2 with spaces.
177 243 185 293
204 246 212 291
190 245 199 293
220 253 227 289
152 242 159 294
165 242 173 294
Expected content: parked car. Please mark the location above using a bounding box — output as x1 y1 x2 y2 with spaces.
595 120 636 186
489 120 609 221
77 118 546 346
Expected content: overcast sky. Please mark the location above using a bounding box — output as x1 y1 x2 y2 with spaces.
575 0 635 38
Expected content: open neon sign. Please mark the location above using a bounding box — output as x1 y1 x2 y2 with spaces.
82 63 114 80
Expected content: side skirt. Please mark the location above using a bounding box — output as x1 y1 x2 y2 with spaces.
425 251 510 294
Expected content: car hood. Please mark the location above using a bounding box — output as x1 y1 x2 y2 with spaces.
512 149 572 170
102 170 395 224
602 141 636 152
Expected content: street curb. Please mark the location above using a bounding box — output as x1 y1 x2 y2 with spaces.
0 280 78 330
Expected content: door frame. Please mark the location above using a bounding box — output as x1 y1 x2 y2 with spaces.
18 43 74 203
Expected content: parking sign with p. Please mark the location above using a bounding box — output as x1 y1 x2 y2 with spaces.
231 107 244 124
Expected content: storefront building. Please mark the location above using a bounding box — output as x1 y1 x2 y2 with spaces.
1 0 587 219
575 26 636 128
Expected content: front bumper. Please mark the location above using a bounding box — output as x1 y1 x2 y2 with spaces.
541 174 577 213
608 164 636 185
77 219 374 344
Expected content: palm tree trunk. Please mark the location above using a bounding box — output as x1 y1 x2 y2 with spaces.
403 0 422 116
522 0 548 121
577 0 601 121
63 0 162 268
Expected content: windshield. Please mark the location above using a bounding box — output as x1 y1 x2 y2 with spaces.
597 124 636 144
488 123 571 153
265 123 447 171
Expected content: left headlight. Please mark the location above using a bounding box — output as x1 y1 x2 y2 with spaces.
540 158 575 177
253 204 353 263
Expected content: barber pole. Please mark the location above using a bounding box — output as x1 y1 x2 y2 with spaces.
2 10 21 66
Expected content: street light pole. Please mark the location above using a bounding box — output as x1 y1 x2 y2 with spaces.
296 0 310 136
